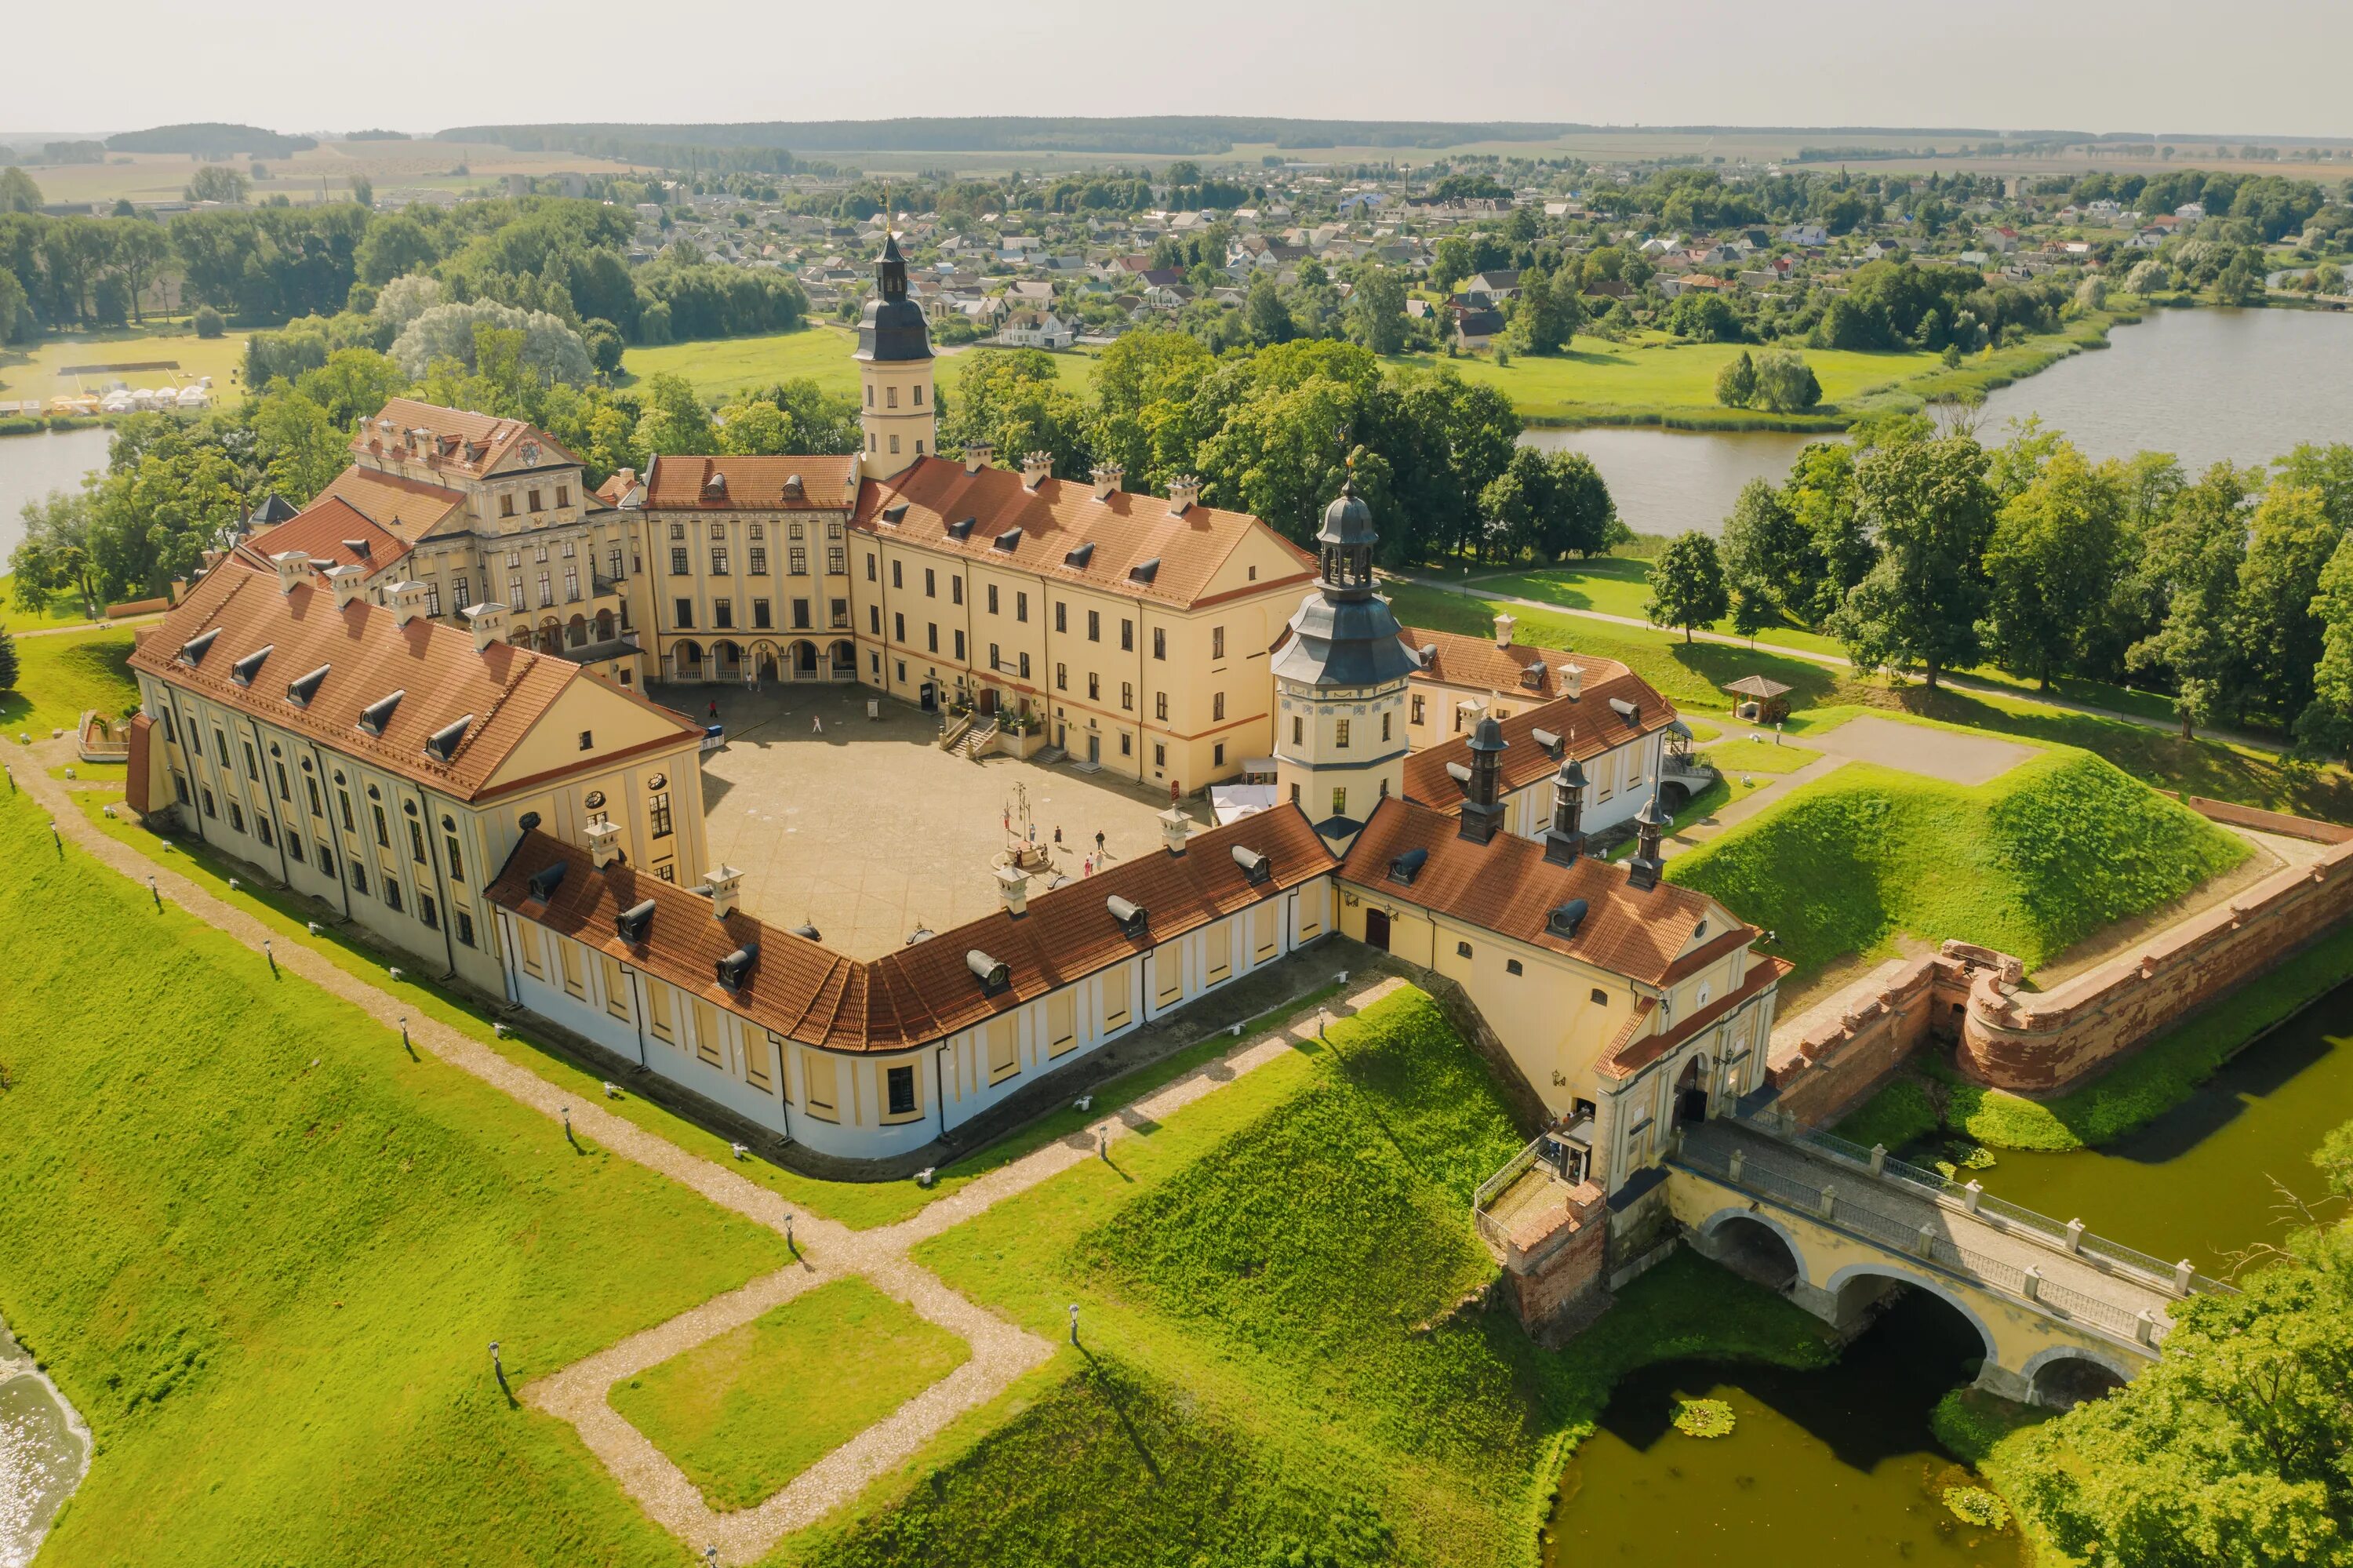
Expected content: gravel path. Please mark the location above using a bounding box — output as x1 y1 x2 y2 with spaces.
19 753 1394 1563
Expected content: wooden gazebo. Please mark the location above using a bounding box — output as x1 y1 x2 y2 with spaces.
1723 675 1793 724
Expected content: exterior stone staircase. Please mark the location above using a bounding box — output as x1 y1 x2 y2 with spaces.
936 714 973 751
955 718 999 760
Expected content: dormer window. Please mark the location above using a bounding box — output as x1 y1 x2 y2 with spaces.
285 664 330 708
615 898 655 944
1107 896 1149 938
423 715 474 764
1232 846 1271 886
1547 899 1591 940
1064 542 1094 569
526 861 566 902
946 516 976 540
1128 558 1160 585
178 628 222 666
715 943 760 992
966 948 1011 995
356 689 405 737
1386 847 1427 886
882 502 908 526
229 644 273 686
993 528 1022 552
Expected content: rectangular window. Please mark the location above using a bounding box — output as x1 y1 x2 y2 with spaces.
274 760 290 801
1206 926 1232 983
426 584 443 616
1086 609 1100 642
420 893 438 931
754 598 773 629
1054 601 1067 633
1155 952 1182 1006
746 1035 775 1094
895 612 906 643
600 954 631 1019
692 999 724 1068
1048 991 1078 1057
1212 626 1225 660
454 577 471 609
1152 627 1166 660
1103 962 1133 1030
383 877 404 915
1121 681 1133 711
803 1051 837 1119
789 546 807 576
1411 694 1425 726
924 567 936 598
792 598 810 629
649 792 674 839
556 485 569 508
749 546 768 575
445 835 465 882
373 803 390 848
173 773 191 805
870 605 882 635
1336 719 1351 749
1154 742 1166 768
348 858 367 895
1155 692 1168 722
1213 692 1226 722
675 598 694 628
1018 652 1031 678
827 546 846 575
831 598 848 628
890 558 902 588
1382 711 1392 742
456 908 475 948
1330 787 1347 818
1120 618 1133 651
927 623 939 653
408 819 427 864
318 843 335 879
886 1064 917 1117
987 583 999 615
711 545 729 573
986 1018 1019 1083
1056 663 1067 691
501 494 515 518
988 642 1001 672
1016 591 1029 623
714 599 733 630
954 629 966 660
528 489 543 512
1087 672 1100 700
1213 741 1226 767
242 740 259 781
951 576 963 606
648 982 674 1040
1120 733 1133 757
337 788 354 831
1292 715 1303 746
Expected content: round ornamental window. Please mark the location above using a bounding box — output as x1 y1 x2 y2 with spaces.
584 789 606 809
646 773 667 791
365 784 381 800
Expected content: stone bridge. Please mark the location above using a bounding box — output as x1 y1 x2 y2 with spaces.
1664 1116 2233 1406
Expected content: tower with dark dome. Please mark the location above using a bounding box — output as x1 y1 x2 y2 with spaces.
1270 464 1419 828
855 230 935 478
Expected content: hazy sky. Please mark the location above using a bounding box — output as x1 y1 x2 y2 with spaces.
14 0 2353 140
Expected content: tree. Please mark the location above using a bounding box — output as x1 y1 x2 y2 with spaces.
1714 349 1758 408
1827 435 1997 689
2127 463 2257 738
355 213 438 286
1347 266 1408 355
1244 272 1294 347
293 346 408 427
1646 530 1729 642
0 624 16 697
1429 235 1475 296
1507 267 1577 355
350 174 373 209
0 266 26 344
1750 348 1822 413
0 166 42 213
391 300 591 384
1981 444 2129 689
10 487 104 614
191 304 224 338
2006 1207 2353 1566
2234 481 2343 723
1785 442 1873 620
581 317 624 376
2299 529 2353 760
185 164 250 205
630 372 717 457
1720 477 1814 617
940 348 1092 478
248 387 347 504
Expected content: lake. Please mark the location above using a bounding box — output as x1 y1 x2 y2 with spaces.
0 1314 89 1568
1522 307 2353 539
0 427 112 566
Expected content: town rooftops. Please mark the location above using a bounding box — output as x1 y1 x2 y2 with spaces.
851 456 1315 610
1402 664 1678 807
130 558 699 800
642 455 862 512
350 397 580 477
486 803 1337 1054
235 495 414 577
1341 797 1745 989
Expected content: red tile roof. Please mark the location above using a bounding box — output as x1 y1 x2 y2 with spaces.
129 559 698 801
1402 665 1678 809
351 398 579 476
1340 798 1743 988
486 805 1338 1054
318 466 470 542
236 496 413 577
1599 952 1791 1079
1400 624 1619 704
642 455 863 512
851 457 1316 609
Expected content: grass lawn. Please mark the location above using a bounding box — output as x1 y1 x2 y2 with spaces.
1667 748 2247 988
1383 580 2353 823
1703 736 1821 776
0 791 790 1566
1 624 138 739
1 574 110 628
778 986 1837 1568
1384 334 1937 427
620 327 1097 406
612 1278 969 1512
1478 559 1850 659
0 327 253 403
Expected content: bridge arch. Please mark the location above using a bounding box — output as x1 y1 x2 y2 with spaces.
1823 1262 1999 1370
2022 1345 2132 1410
1696 1206 1806 1293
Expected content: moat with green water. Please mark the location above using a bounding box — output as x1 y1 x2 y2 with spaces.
1544 980 2353 1563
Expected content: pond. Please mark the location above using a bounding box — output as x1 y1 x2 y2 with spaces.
1522 307 2353 539
0 1314 90 1568
0 426 112 566
1547 1293 2022 1566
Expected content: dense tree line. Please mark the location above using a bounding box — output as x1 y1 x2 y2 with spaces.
1650 417 2353 745
939 329 1620 567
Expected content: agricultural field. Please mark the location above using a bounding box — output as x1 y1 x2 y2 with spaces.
0 791 792 1567
12 139 651 208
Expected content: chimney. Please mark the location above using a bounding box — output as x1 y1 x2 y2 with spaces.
996 863 1030 916
464 600 509 653
1457 716 1507 846
1167 474 1199 515
325 562 369 609
611 467 639 504
844 449 863 489
1159 805 1191 856
1493 613 1515 649
963 442 995 475
1090 463 1123 501
387 580 429 628
704 864 745 921
1543 759 1587 866
586 820 623 869
1627 795 1668 891
1021 450 1053 489
270 549 313 594
1559 660 1584 700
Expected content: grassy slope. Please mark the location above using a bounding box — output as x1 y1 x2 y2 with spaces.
1 574 110 627
0 791 790 1566
620 329 1098 405
1383 580 2353 822
1 624 138 737
784 988 1834 1568
613 1278 969 1512
1667 750 2248 985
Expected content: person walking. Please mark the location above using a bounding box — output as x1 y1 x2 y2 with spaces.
1082 854 1094 878
811 712 824 736
1093 829 1107 858
1053 825 1063 846
707 697 720 721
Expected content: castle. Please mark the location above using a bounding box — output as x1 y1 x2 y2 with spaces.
120 235 1783 1199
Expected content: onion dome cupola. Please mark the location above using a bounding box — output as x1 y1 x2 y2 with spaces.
856 231 933 364
1316 471 1380 597
1271 467 1419 692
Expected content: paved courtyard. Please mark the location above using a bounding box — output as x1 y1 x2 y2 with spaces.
659 682 1206 959
1804 715 2038 785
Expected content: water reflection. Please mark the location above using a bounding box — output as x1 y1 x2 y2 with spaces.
0 1315 90 1568
0 425 113 562
1547 1293 2020 1566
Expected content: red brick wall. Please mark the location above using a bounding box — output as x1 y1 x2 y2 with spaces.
1505 1213 1607 1329
1961 839 2353 1093
1763 953 1984 1124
